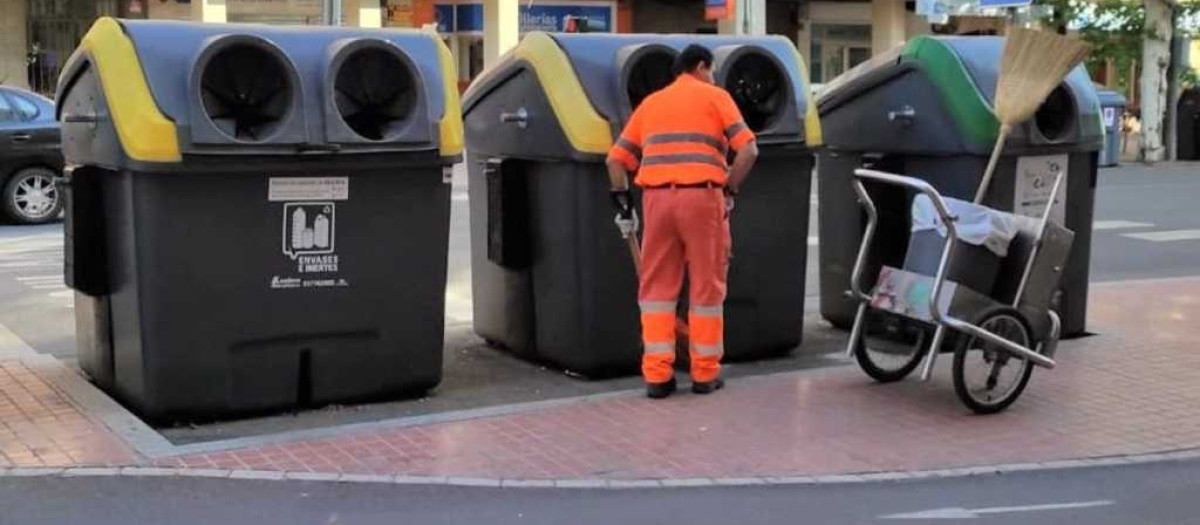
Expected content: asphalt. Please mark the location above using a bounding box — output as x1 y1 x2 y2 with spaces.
1 457 1197 524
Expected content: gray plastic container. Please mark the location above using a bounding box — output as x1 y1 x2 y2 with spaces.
1095 87 1126 167
56 18 463 421
463 32 820 377
816 35 1103 337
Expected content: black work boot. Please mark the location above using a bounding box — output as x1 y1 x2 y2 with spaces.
691 378 725 395
646 377 677 399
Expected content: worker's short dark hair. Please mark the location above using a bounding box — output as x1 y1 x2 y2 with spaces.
673 44 714 76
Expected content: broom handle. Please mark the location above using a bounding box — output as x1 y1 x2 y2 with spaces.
974 124 1012 204
626 235 641 274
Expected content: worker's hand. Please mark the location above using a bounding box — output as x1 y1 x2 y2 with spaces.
610 189 635 219
614 210 639 239
725 194 735 214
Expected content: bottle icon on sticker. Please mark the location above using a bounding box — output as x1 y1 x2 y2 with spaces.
283 202 336 260
314 213 330 249
291 207 307 250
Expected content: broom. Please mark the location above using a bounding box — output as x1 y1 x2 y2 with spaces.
973 27 1091 204
606 170 692 356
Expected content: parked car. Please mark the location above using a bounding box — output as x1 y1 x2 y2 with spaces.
0 86 63 224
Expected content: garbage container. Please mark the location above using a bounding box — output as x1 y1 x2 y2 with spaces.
1178 88 1200 161
1095 86 1126 167
464 33 821 377
56 18 463 420
815 36 1102 337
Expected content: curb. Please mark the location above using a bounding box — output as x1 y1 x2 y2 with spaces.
4 447 1199 489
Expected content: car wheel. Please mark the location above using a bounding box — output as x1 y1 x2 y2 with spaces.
3 167 62 225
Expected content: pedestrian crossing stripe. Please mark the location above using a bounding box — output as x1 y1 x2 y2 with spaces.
1123 229 1200 242
1094 220 1154 231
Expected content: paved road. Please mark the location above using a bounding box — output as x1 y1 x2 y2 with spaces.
2 458 1197 524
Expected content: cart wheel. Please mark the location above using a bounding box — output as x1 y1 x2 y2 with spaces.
852 311 931 383
952 306 1036 414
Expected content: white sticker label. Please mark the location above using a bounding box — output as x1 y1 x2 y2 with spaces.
271 201 350 290
269 177 349 202
1103 107 1117 128
283 202 336 261
1014 155 1068 225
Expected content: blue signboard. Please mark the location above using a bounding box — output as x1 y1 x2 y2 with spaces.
455 4 484 32
978 0 1032 7
444 2 613 33
435 4 454 33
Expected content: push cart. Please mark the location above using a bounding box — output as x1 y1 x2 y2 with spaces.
845 167 1075 414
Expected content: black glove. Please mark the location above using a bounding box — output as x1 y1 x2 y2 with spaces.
610 189 635 219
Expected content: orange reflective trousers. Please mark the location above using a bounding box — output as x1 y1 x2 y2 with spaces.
638 186 730 384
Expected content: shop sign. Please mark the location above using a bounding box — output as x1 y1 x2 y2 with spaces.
447 2 613 33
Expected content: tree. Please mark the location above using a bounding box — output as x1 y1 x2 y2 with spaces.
1141 0 1175 162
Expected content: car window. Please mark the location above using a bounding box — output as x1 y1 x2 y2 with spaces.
11 94 40 121
0 95 14 123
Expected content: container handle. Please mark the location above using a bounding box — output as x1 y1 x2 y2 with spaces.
887 105 916 127
500 108 528 129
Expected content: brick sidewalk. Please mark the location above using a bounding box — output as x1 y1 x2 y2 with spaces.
3 277 1200 481
0 359 136 468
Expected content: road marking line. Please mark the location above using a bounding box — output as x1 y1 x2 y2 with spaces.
48 290 73 298
1093 220 1154 231
808 236 818 246
1123 229 1200 242
0 262 58 268
880 500 1114 519
16 275 62 282
0 234 56 246
30 284 66 290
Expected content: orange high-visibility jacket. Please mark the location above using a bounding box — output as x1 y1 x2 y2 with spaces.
607 74 756 187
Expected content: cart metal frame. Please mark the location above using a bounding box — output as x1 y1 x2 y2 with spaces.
845 168 1066 388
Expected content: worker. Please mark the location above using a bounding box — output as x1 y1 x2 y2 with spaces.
606 44 759 399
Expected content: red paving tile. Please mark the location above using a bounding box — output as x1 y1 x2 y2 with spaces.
0 361 138 468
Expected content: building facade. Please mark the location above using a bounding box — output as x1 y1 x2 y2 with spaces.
2 0 951 94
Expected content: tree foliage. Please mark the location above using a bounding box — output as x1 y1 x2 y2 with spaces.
1033 0 1200 98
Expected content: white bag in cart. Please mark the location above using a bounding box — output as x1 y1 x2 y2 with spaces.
910 194 1020 257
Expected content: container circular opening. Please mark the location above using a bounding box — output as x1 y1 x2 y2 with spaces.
625 49 676 111
200 43 293 142
722 51 787 132
334 47 418 141
1034 85 1074 142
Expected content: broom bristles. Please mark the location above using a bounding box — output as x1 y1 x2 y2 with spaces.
993 27 1091 127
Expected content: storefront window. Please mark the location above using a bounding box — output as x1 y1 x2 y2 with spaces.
26 0 119 94
810 24 871 84
468 38 483 79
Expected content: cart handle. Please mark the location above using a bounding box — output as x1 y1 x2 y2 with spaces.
851 169 1056 370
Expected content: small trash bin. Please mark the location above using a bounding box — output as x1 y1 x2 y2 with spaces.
56 18 463 420
1178 88 1200 161
1095 86 1126 167
816 36 1103 337
464 33 821 377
